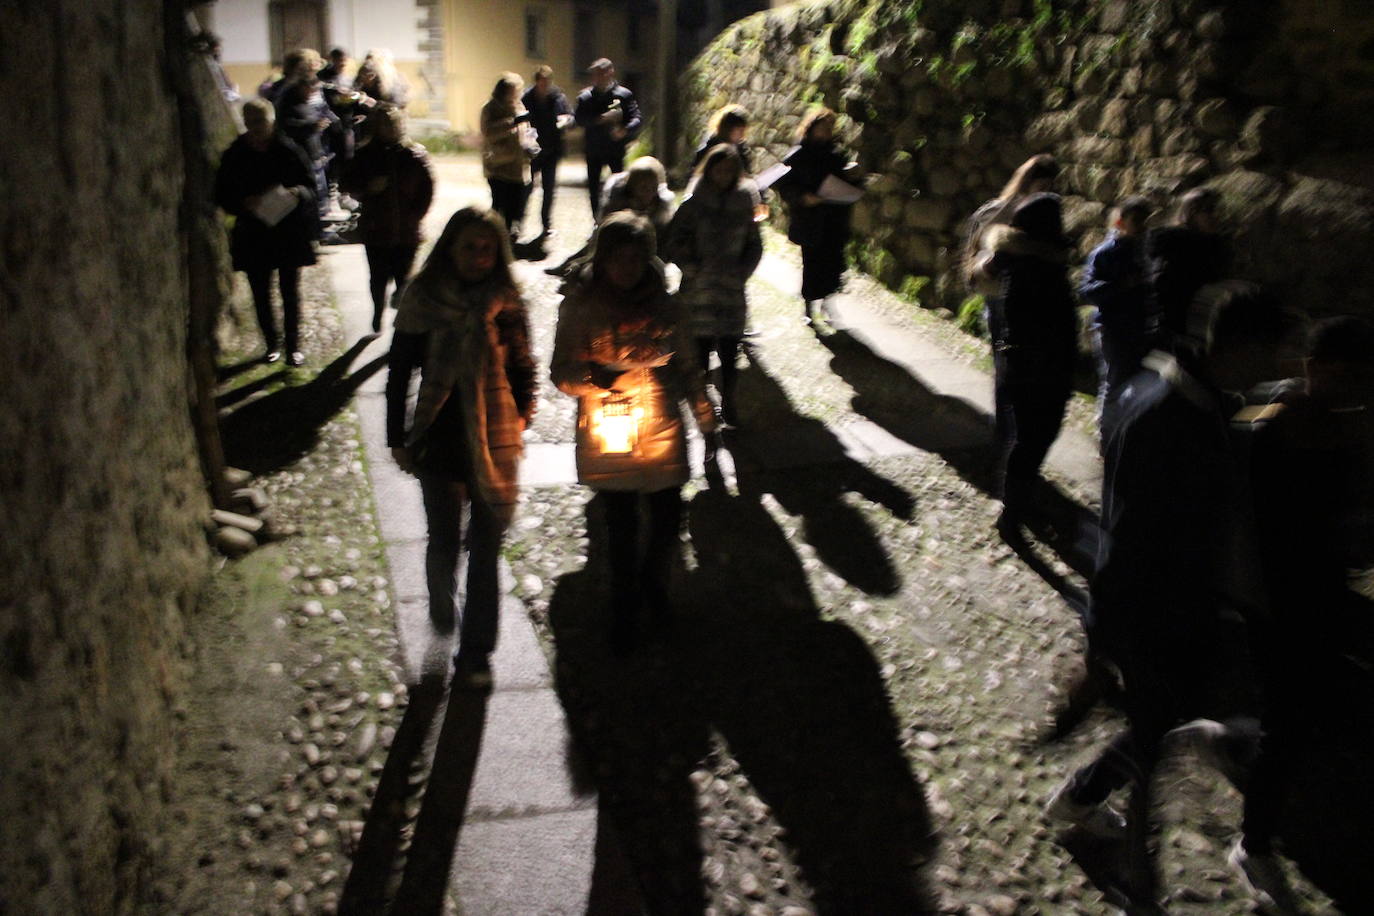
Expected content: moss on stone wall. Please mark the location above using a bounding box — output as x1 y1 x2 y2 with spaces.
681 0 1374 323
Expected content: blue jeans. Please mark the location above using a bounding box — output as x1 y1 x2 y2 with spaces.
419 477 501 656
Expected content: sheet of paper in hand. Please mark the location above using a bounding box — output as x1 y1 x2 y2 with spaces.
754 162 790 191
817 173 863 204
250 185 299 227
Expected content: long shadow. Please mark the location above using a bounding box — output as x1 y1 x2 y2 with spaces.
338 674 449 916
547 494 713 914
219 336 385 476
816 328 1100 581
686 484 940 912
546 477 938 913
389 682 490 913
216 354 269 381
214 368 288 409
731 345 911 596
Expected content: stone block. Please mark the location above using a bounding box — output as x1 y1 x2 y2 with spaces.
1120 66 1142 96
1130 124 1156 160
1069 135 1127 166
904 196 954 232
1100 0 1129 31
1061 196 1107 237
1154 97 1179 129
1194 98 1238 138
1071 97 1103 133
1161 126 1202 156
928 167 961 196
1098 98 1131 138
1027 112 1077 149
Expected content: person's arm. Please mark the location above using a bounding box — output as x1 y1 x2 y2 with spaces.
739 185 763 277
618 90 643 140
572 91 597 128
213 146 244 215
1079 244 1112 308
662 196 698 267
497 297 538 426
554 90 573 120
387 331 425 468
410 149 435 224
550 293 621 396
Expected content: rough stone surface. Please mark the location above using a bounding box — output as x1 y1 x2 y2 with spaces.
0 4 211 913
679 0 1374 324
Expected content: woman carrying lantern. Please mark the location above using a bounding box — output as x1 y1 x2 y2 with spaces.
386 206 537 687
551 212 719 655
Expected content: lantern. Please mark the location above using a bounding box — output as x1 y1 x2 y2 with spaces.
591 395 643 454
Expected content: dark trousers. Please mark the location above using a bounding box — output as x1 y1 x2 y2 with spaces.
312 159 330 222
488 179 529 239
1093 326 1145 436
994 353 1070 513
419 477 501 657
800 237 846 302
697 336 741 417
586 152 625 220
364 243 418 316
245 265 301 353
601 487 683 625
532 153 560 230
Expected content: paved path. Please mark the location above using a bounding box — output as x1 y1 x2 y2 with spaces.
325 153 1104 913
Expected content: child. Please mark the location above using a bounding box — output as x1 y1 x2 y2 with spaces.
1080 195 1153 432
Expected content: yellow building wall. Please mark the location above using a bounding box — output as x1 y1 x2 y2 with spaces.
442 0 577 135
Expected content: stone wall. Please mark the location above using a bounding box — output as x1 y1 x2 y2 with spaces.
680 0 1374 323
0 2 210 913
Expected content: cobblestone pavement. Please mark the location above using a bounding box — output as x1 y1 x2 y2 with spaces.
160 154 1363 915
485 156 1352 915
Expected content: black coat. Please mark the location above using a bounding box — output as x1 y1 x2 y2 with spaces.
573 83 642 161
521 85 572 158
1090 354 1254 664
1147 225 1230 342
985 227 1077 384
214 135 318 271
275 81 338 161
775 141 852 249
339 140 434 246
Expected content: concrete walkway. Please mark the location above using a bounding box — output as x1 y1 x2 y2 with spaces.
324 155 1104 913
327 161 641 910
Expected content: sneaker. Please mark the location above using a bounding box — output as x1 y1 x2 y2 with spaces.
287 351 305 367
1045 779 1128 838
264 349 282 364
1228 839 1303 914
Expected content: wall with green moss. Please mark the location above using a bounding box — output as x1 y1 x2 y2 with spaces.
681 0 1374 324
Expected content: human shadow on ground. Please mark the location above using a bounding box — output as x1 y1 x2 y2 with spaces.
337 673 450 915
729 344 911 596
547 483 939 913
219 336 385 476
214 368 289 409
815 328 1099 583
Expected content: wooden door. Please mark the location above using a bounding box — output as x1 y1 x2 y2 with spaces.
269 0 327 65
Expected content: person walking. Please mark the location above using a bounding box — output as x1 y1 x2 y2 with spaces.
481 72 538 245
1147 186 1230 350
214 99 318 366
1045 284 1291 910
573 58 642 221
545 156 675 281
774 108 862 326
977 193 1077 531
550 213 718 655
386 207 538 687
962 153 1060 297
1081 196 1154 434
690 104 754 173
665 144 762 427
339 107 435 333
521 65 573 237
274 66 339 228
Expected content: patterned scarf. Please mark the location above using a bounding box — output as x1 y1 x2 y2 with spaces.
393 273 525 528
